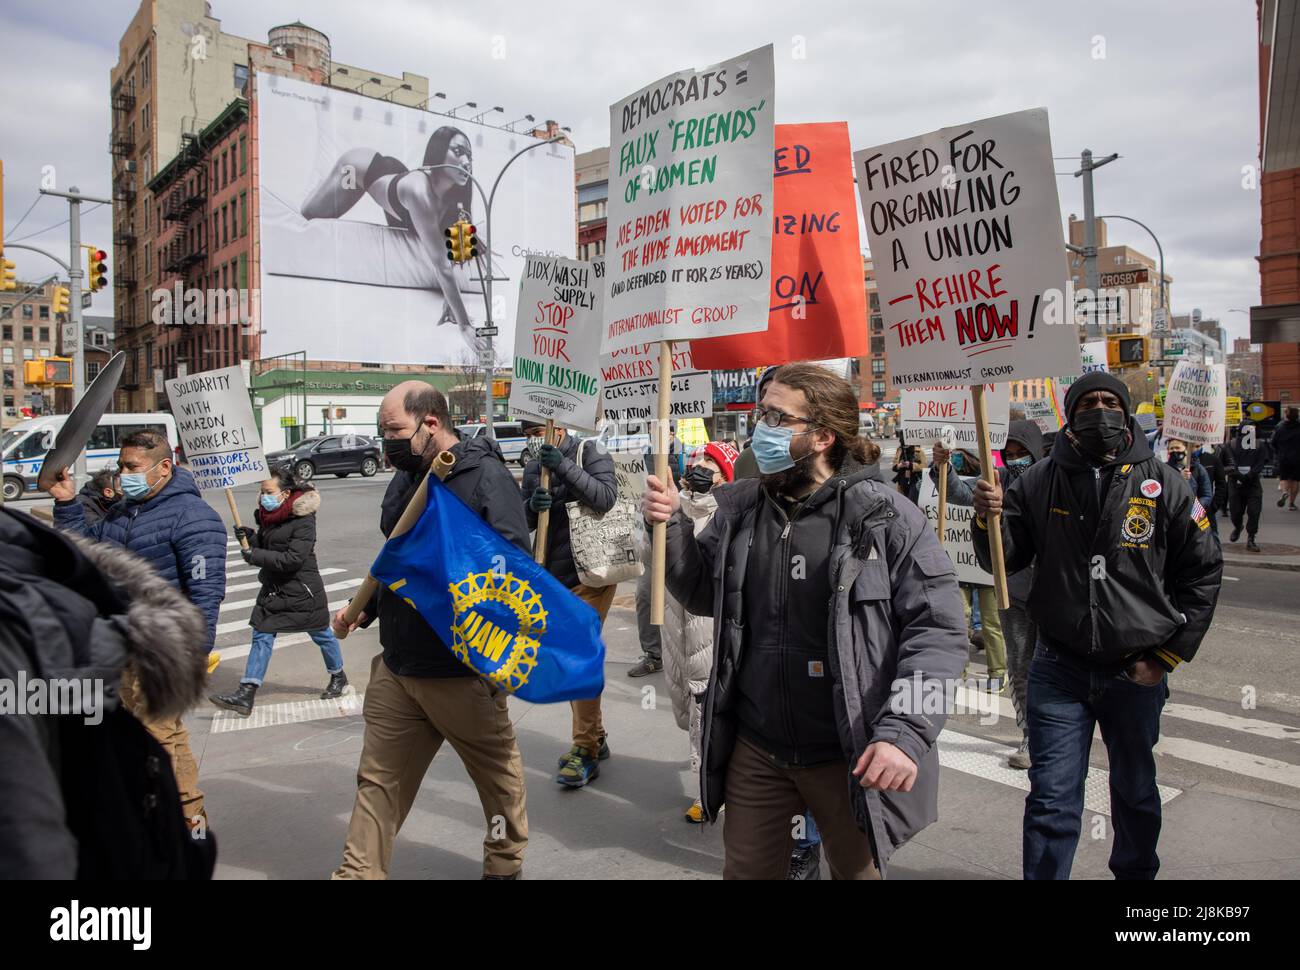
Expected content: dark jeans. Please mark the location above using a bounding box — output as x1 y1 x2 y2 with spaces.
1023 642 1168 880
635 565 662 661
1229 478 1262 537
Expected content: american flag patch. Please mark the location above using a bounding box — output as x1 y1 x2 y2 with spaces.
1191 499 1207 522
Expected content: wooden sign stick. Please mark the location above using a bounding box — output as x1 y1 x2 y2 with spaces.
225 488 250 552
971 385 1011 610
651 340 671 626
533 419 556 565
935 458 948 547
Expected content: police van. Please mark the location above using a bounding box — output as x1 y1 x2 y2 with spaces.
2 412 180 502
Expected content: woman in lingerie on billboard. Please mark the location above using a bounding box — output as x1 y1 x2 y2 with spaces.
300 126 484 357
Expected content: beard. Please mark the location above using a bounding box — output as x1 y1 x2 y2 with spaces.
760 434 819 496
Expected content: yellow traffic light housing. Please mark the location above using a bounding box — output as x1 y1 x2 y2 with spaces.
1106 334 1148 368
85 246 108 292
1 257 15 292
24 357 73 386
52 285 70 315
461 223 478 262
445 222 463 263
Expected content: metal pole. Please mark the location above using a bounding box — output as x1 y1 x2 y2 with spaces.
67 191 86 485
1074 150 1118 341
1097 213 1166 382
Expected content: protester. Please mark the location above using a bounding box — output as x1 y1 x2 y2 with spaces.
50 429 226 831
0 509 216 878
1273 406 1300 510
1195 441 1229 535
520 419 619 788
929 445 1007 691
77 468 120 527
331 382 530 879
1165 438 1213 509
732 368 778 481
627 564 664 678
972 371 1222 879
790 813 822 880
209 470 346 717
1223 420 1274 553
891 434 926 504
655 440 736 822
644 363 969 879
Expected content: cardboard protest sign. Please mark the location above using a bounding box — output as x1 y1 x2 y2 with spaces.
901 384 1010 448
1162 360 1227 445
853 108 1078 390
919 476 992 585
602 45 775 353
1052 339 1102 412
1021 395 1063 434
509 256 603 431
689 122 866 368
599 341 712 428
166 365 268 490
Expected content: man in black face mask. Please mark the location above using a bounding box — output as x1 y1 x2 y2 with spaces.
330 381 532 880
972 371 1222 880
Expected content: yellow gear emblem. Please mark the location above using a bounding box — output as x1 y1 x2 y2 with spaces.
447 570 546 693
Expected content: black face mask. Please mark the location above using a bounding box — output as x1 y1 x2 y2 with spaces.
1071 407 1129 458
685 464 715 494
1168 452 1186 468
384 427 431 473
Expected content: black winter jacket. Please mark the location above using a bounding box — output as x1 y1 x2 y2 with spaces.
521 434 618 589
364 434 530 679
247 487 330 634
973 417 1222 672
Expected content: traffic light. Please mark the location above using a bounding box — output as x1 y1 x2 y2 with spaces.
1106 334 1148 368
445 222 463 263
0 257 15 292
85 246 108 292
444 220 478 263
23 357 73 386
52 285 70 315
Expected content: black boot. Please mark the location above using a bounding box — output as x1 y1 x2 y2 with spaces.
210 682 257 717
321 670 349 699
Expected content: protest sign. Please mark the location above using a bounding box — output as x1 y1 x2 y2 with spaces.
1162 360 1227 445
599 341 712 428
166 366 267 491
901 383 1009 448
919 476 992 585
689 122 867 368
1053 339 1103 410
853 108 1078 390
1021 395 1063 434
603 45 776 354
509 256 603 432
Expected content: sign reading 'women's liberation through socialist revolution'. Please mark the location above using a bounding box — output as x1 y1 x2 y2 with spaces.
853 108 1080 390
602 45 776 354
508 256 603 432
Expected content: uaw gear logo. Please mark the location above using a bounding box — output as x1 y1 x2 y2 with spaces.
444 570 547 693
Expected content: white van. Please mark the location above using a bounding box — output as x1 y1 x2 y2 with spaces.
2 412 180 502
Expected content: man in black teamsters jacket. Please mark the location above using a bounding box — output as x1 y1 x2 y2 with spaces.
330 382 532 880
972 371 1222 880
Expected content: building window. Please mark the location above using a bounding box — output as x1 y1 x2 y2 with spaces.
872 381 886 399
871 358 886 376
38 348 50 358
39 306 49 319
22 306 32 319
39 327 49 341
870 335 885 355
142 101 150 131
240 192 247 236
87 361 101 382
1 324 10 340
2 369 11 388
222 205 229 247
870 314 883 333
240 134 247 173
22 348 33 360
22 326 32 340
1 349 11 364
234 64 249 95
239 253 248 290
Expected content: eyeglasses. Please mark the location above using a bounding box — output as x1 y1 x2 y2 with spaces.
752 405 815 429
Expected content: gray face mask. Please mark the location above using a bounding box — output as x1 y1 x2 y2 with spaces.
525 436 545 462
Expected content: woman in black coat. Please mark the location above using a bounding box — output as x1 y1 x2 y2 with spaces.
209 470 347 716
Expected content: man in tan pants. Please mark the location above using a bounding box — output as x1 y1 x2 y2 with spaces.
332 382 533 878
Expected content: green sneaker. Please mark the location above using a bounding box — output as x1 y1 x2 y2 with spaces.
556 747 601 788
556 735 609 768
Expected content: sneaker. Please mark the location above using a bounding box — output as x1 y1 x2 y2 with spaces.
556 747 600 788
1230 527 1242 542
557 735 610 768
1279 495 1288 508
684 800 704 823
986 676 1005 694
1009 737 1031 770
788 842 822 880
1247 537 1261 553
627 655 663 677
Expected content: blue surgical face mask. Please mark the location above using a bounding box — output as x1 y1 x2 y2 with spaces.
119 460 163 501
260 493 284 512
950 452 966 473
1007 456 1032 469
751 421 814 474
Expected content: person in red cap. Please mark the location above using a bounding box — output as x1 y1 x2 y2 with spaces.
652 440 737 822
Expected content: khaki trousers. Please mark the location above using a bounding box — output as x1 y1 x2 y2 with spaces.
332 655 528 879
569 582 616 754
722 737 881 880
118 673 205 824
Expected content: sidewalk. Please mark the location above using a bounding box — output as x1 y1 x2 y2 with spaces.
1220 482 1300 571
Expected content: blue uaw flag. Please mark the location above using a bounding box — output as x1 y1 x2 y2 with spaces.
369 475 605 703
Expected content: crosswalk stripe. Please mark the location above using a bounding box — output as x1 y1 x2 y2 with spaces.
214 598 358 639
209 692 364 733
1162 703 1300 744
225 567 346 591
219 577 362 613
1155 736 1300 789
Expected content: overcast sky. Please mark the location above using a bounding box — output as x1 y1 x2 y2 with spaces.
1 0 1262 345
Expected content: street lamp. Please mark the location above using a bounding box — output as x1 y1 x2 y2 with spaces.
448 101 477 117
472 106 504 123
507 114 536 131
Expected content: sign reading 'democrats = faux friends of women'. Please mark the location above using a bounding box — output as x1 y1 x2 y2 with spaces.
853 108 1079 390
602 46 776 354
901 383 1009 448
509 256 603 431
165 365 268 490
1162 360 1227 445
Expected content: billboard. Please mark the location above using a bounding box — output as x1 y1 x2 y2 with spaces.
256 73 576 365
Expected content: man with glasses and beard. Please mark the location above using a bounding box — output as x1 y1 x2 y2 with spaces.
331 381 531 880
642 363 968 879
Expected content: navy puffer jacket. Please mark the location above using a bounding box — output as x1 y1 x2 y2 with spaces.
53 467 227 650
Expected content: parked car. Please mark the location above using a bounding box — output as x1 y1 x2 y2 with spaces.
2 412 180 502
457 421 528 465
265 434 381 483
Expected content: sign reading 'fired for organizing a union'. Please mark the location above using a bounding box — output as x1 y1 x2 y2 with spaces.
165 365 268 490
508 256 603 432
602 45 775 354
854 108 1079 389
